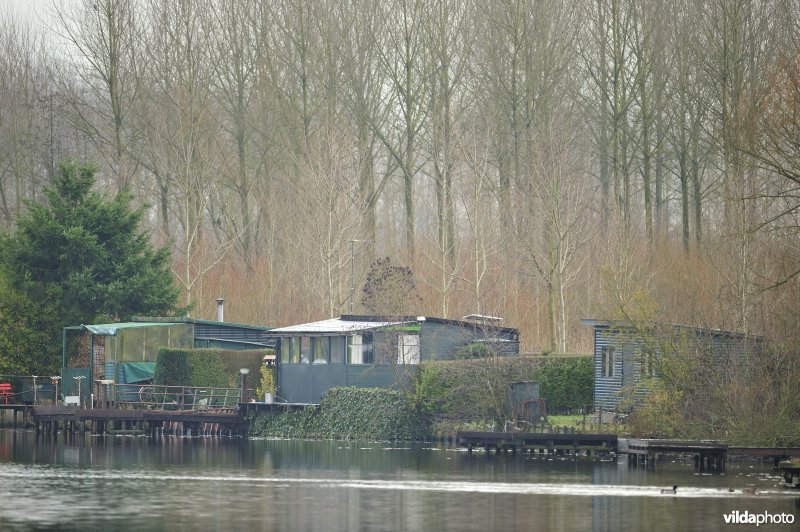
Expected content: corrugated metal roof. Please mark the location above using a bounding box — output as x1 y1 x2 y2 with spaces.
267 317 414 334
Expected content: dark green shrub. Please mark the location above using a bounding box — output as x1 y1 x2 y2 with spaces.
153 348 190 385
154 348 226 388
185 350 227 388
536 357 594 412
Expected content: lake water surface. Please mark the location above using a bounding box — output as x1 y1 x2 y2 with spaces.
0 430 797 531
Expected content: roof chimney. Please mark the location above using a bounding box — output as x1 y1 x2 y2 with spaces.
216 297 225 322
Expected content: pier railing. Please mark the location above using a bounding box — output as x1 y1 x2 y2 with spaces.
104 383 252 411
0 375 252 412
0 375 60 405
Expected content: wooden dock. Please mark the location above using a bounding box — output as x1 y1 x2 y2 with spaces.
457 431 617 456
457 433 800 473
31 405 246 438
727 447 800 466
622 438 728 469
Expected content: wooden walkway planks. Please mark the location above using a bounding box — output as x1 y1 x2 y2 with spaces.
457 430 617 455
622 438 728 469
30 405 246 437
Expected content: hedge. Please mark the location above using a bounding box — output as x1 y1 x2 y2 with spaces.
248 387 431 441
412 355 593 424
154 348 273 389
154 348 226 387
217 349 273 388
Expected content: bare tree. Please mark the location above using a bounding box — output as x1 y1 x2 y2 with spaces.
0 9 52 226
140 0 234 313
340 0 392 251
375 0 431 260
420 0 474 317
292 122 364 317
515 117 590 353
207 0 262 267
456 113 503 315
54 0 143 192
580 0 638 229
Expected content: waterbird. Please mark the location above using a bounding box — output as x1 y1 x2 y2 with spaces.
660 485 678 494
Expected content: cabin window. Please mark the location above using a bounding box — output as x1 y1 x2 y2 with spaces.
601 346 616 377
279 338 291 364
300 336 311 364
397 334 420 364
348 335 364 364
348 333 374 364
330 336 345 364
281 337 300 364
312 337 329 364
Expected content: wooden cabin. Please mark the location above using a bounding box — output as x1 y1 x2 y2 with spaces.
582 319 763 414
267 314 520 404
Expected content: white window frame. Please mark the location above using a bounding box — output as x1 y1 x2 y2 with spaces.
602 346 616 377
396 334 420 365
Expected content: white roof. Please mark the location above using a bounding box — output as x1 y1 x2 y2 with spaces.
267 317 414 334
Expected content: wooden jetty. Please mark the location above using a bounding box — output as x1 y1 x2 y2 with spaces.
457 433 800 473
31 405 246 438
728 447 800 468
622 438 728 469
457 430 617 456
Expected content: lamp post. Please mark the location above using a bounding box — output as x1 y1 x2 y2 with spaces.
348 239 372 314
74 376 86 408
239 368 250 403
51 376 61 405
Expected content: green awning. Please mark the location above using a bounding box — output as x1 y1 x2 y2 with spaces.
122 362 155 384
83 322 181 336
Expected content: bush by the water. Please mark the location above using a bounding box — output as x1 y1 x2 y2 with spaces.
413 355 592 426
248 387 431 441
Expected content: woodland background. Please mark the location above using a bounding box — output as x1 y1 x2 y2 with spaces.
2 0 800 354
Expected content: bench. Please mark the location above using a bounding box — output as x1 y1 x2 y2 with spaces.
0 383 13 404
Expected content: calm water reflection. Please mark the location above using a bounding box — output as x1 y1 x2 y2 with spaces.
0 430 797 531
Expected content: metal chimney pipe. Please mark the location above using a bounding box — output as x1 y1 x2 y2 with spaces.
216 297 224 322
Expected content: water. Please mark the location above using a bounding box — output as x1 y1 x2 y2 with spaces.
0 430 797 531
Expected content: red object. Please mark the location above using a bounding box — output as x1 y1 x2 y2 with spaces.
0 383 13 404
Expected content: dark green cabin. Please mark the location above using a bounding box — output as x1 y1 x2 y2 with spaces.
268 314 520 404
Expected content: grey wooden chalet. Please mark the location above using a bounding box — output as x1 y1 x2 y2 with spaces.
267 314 520 404
582 319 763 414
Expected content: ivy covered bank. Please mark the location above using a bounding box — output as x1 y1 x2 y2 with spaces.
247 388 431 441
